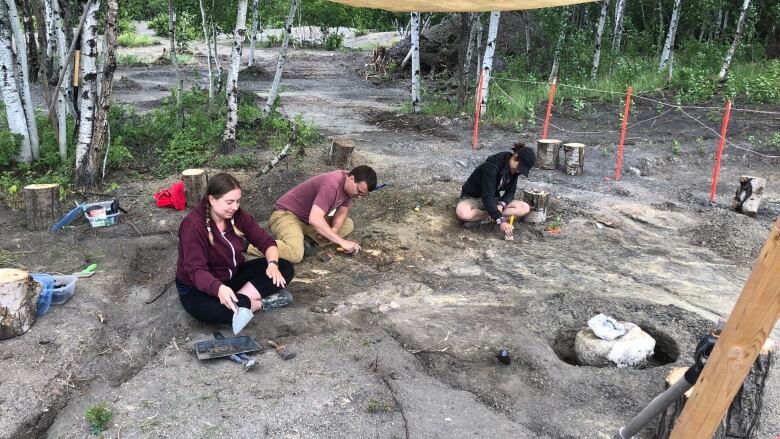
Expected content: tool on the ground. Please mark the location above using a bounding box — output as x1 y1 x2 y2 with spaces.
211 332 256 370
496 348 511 365
320 250 336 263
374 183 388 191
267 340 296 360
504 215 516 241
614 322 722 439
73 263 97 278
50 204 85 232
232 307 254 335
194 332 263 361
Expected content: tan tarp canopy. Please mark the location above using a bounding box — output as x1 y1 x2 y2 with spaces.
327 0 596 12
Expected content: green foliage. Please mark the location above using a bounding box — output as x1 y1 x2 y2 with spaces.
117 54 153 65
214 153 256 169
106 136 134 170
367 398 394 413
149 11 199 49
84 404 113 435
117 33 160 47
768 133 780 151
671 67 717 102
324 32 344 51
354 28 368 37
0 131 22 167
671 139 682 155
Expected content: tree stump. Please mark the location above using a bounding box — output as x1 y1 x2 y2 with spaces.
522 189 548 223
0 269 39 339
23 183 61 232
536 139 561 170
655 339 776 439
182 169 208 209
732 176 765 218
329 137 355 169
562 143 585 176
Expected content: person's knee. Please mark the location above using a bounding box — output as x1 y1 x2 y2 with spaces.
455 202 470 221
513 201 531 216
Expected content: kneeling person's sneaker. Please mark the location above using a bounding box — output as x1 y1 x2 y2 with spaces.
303 236 318 257
261 289 294 311
462 218 492 229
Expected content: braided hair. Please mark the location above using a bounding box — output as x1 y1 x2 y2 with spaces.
204 173 246 246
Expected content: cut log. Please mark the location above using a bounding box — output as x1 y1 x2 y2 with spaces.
562 143 585 176
522 189 548 223
656 339 776 439
23 183 61 231
182 169 208 209
536 139 561 170
329 137 355 169
732 175 765 217
0 268 39 339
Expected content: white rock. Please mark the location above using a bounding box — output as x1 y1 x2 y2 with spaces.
575 322 656 368
587 313 626 341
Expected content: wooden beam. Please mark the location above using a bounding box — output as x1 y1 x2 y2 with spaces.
669 216 780 438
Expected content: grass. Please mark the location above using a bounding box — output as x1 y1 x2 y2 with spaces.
176 53 195 64
85 404 112 435
117 33 160 47
367 397 395 413
117 54 153 65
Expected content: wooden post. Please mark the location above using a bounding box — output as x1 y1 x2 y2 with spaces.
657 340 776 439
536 139 561 170
522 189 548 223
182 169 208 209
669 216 780 439
329 137 355 169
23 183 61 232
562 143 585 176
732 175 765 217
0 269 39 339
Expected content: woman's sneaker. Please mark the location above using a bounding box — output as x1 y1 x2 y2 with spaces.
261 289 294 311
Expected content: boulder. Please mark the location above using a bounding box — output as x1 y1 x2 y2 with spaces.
575 322 655 368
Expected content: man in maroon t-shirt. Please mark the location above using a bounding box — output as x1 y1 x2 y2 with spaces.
249 165 377 263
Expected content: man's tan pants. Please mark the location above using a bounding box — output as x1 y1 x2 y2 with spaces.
248 210 353 263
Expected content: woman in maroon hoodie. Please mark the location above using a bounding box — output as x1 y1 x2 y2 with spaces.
176 173 294 324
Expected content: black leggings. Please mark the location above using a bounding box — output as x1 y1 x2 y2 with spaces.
178 258 294 324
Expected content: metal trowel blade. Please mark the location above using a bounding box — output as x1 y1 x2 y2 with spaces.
232 307 254 335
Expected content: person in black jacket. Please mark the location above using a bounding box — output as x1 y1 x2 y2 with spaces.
456 142 536 238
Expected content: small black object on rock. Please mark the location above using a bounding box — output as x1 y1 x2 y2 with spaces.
496 349 511 365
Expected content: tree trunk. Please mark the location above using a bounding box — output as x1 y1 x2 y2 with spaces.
21 0 39 83
612 0 627 53
80 0 117 189
718 0 751 82
212 20 223 93
168 0 183 128
73 0 99 186
591 0 611 80
732 175 765 217
549 8 571 82
478 11 500 118
51 0 72 161
659 0 682 71
0 1 32 162
410 11 421 113
463 12 478 86
263 0 298 114
23 183 61 231
247 0 261 66
522 189 548 223
182 168 208 208
523 12 530 55
536 138 561 170
198 0 213 101
221 0 248 154
0 269 39 340
563 143 585 175
328 136 354 169
6 0 39 160
714 8 723 40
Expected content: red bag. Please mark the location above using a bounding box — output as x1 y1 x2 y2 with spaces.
154 180 186 210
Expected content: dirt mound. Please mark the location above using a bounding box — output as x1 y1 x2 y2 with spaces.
363 110 459 140
114 76 143 91
239 64 273 80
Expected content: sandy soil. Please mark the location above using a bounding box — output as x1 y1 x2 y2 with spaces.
1 30 779 439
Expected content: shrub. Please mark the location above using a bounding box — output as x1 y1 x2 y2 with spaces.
85 404 113 435
117 33 160 47
0 131 22 167
149 11 198 49
324 32 344 51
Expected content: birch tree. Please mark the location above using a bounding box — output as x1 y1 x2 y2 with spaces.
168 0 183 128
221 0 248 154
263 0 298 115
247 0 261 66
718 0 751 81
0 0 31 162
212 21 223 93
612 0 627 53
591 0 611 79
6 0 39 160
20 0 38 83
658 0 682 71
198 0 214 101
410 12 421 112
478 11 500 118
464 13 479 81
74 0 99 183
550 8 572 82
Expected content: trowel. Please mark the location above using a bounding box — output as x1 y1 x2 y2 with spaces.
232 307 254 335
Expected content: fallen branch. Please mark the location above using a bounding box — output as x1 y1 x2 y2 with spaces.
258 125 297 176
409 330 451 354
145 279 174 304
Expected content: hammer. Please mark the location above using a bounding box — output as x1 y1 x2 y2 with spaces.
267 340 296 360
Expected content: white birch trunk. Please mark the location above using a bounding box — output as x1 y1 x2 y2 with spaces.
74 0 99 176
714 8 723 40
212 21 223 93
168 0 183 127
591 0 611 80
476 19 483 71
198 0 213 101
247 0 261 66
611 0 626 53
718 0 751 81
658 0 682 71
6 0 39 160
524 13 530 54
0 1 31 162
550 7 571 82
221 0 248 154
479 11 500 118
464 13 478 81
50 0 70 160
410 12 421 113
43 0 55 64
263 0 298 114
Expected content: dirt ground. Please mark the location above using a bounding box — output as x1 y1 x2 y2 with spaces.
1 30 780 439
